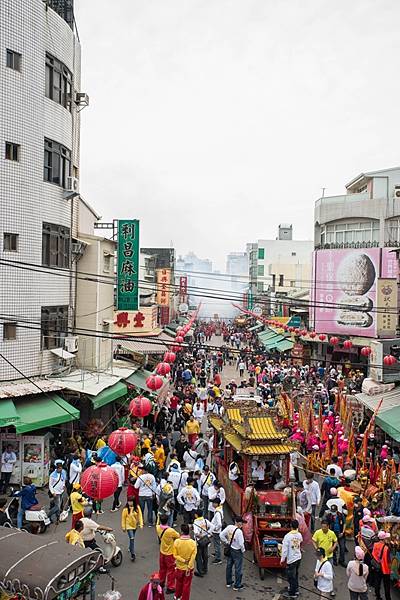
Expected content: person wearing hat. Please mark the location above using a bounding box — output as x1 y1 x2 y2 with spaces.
70 483 87 528
220 516 246 591
346 546 369 600
372 531 392 600
137 572 165 600
314 546 334 597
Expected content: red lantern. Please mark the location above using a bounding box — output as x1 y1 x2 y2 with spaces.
129 395 152 417
294 328 300 334
175 335 184 344
309 332 316 339
301 329 308 336
289 327 295 332
108 427 138 455
164 351 176 363
343 340 353 349
146 375 164 391
81 462 118 500
171 344 182 352
384 354 397 366
329 336 339 346
319 334 326 341
360 346 372 357
156 362 171 376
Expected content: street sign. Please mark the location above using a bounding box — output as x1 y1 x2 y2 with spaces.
253 305 263 317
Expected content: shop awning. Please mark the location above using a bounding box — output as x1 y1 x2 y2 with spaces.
356 387 400 442
0 398 21 427
276 339 294 352
90 381 127 410
14 394 79 434
124 369 164 396
248 324 263 332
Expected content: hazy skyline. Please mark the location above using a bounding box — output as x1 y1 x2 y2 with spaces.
75 0 400 270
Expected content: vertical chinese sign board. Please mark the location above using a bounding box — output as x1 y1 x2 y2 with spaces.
117 220 139 311
157 268 171 326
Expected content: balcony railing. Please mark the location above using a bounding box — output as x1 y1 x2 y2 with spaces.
315 191 369 208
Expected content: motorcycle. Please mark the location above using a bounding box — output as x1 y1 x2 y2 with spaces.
6 491 51 534
98 530 123 568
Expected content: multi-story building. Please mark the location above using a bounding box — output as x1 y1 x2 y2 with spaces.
0 0 88 382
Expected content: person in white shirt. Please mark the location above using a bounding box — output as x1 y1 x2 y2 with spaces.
210 498 224 564
193 434 209 460
208 481 226 519
314 547 334 595
199 466 215 515
183 448 198 471
134 468 156 526
110 457 125 512
303 473 321 532
193 508 212 576
49 460 67 521
280 519 303 598
192 402 205 424
68 455 82 487
220 517 246 591
177 477 200 524
207 400 219 415
80 506 112 565
251 460 265 482
326 458 343 480
228 461 240 482
326 488 347 515
0 445 17 493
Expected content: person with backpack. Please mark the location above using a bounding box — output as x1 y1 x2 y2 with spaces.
372 531 392 600
324 504 346 566
280 519 303 599
346 546 369 600
156 514 180 594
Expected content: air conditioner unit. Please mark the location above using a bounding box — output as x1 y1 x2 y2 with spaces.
75 92 89 107
65 176 79 193
64 336 79 353
394 186 400 199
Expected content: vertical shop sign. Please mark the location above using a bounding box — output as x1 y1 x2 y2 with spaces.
117 220 139 310
157 268 171 306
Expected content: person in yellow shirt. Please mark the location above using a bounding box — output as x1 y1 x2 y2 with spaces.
121 497 143 561
312 520 338 559
70 483 87 528
95 435 107 450
185 415 200 446
154 441 166 471
65 520 85 548
173 524 197 600
157 514 180 593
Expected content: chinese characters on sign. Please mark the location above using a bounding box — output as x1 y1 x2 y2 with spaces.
117 220 139 311
179 276 188 303
377 278 398 338
156 268 171 307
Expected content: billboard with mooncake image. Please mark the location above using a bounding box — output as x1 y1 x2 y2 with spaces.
310 248 398 338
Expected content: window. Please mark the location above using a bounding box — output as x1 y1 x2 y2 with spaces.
103 253 112 273
44 138 71 187
5 142 20 162
6 49 21 71
45 53 72 110
3 233 18 252
290 280 295 287
320 221 379 245
257 282 264 292
271 274 276 289
257 264 264 276
279 274 284 287
258 247 265 260
42 222 70 268
291 252 296 256
41 306 68 349
3 323 16 340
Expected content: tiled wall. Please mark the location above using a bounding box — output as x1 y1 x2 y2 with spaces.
0 0 82 381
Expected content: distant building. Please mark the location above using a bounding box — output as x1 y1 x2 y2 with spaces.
226 252 248 276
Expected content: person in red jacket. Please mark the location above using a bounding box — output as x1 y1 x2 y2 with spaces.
372 531 392 600
138 573 165 600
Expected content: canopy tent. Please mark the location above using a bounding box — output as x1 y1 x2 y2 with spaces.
0 398 20 427
257 327 293 352
89 381 127 410
356 387 400 442
13 394 79 434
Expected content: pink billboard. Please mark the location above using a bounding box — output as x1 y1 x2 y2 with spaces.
311 248 398 338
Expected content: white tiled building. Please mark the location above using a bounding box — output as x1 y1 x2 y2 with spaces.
0 0 85 381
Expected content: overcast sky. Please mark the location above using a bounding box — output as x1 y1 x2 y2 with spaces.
75 0 400 271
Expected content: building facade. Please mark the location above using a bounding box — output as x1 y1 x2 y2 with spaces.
0 0 88 381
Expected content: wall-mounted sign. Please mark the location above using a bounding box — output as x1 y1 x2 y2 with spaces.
377 278 397 338
116 220 139 311
157 268 171 306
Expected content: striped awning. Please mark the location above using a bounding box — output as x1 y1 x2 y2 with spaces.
224 433 293 455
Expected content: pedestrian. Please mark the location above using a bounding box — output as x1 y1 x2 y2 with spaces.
0 444 17 494
154 441 166 474
70 483 87 528
314 547 334 598
192 401 205 425
157 514 180 594
49 460 67 522
193 434 209 462
346 546 369 600
303 472 321 532
220 515 246 592
134 467 157 527
174 434 189 464
324 504 346 566
372 531 392 600
157 482 175 527
238 360 245 378
110 456 125 512
183 447 198 471
320 469 341 517
138 572 165 600
199 466 215 516
312 520 338 563
185 416 200 446
173 523 197 600
14 476 38 529
68 454 82 490
65 520 85 547
193 508 212 577
210 498 224 564
208 481 225 520
280 518 303 599
177 477 200 524
121 496 143 561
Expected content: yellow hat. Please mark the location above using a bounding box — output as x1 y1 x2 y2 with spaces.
72 482 81 490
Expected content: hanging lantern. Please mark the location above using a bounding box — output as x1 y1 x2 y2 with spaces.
309 332 316 339
81 462 118 500
108 427 138 455
301 329 308 336
360 346 372 357
171 344 182 352
384 354 397 366
175 335 184 344
343 340 353 350
146 375 164 391
294 328 300 334
289 326 295 332
129 395 152 417
164 351 176 363
319 334 326 341
156 362 171 376
329 336 339 346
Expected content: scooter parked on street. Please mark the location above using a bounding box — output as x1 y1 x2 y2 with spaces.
98 530 123 567
6 491 51 534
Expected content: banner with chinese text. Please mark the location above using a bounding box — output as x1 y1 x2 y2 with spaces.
156 268 171 306
116 219 139 311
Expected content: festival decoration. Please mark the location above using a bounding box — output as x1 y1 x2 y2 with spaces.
146 374 164 391
163 351 176 363
156 362 171 376
81 462 118 500
343 340 353 349
383 354 397 366
360 346 372 357
129 395 152 418
309 332 316 339
108 427 138 455
171 344 182 352
318 334 326 341
329 336 339 346
175 335 184 344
